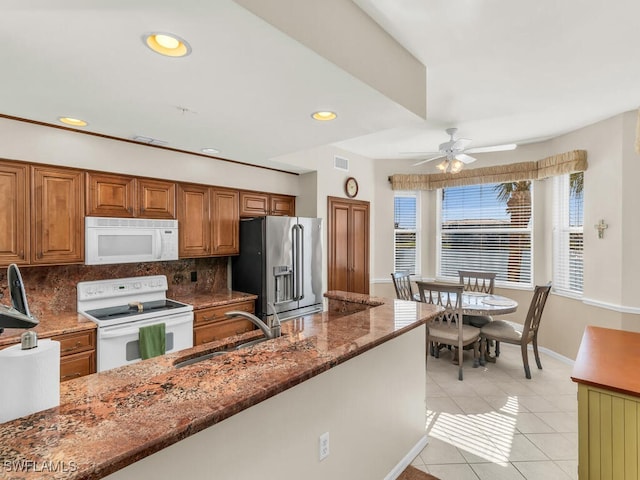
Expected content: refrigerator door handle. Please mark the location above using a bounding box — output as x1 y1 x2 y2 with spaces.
292 224 300 300
298 223 304 300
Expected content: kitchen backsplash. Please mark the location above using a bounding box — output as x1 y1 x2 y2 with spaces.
0 258 228 315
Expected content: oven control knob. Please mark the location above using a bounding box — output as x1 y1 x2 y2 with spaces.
134 282 142 289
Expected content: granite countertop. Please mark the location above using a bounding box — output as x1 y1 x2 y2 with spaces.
0 293 441 480
171 289 257 310
571 325 640 397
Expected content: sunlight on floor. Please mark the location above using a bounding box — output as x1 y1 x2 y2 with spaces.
427 396 519 465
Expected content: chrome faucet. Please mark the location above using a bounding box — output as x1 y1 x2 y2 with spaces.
224 303 281 339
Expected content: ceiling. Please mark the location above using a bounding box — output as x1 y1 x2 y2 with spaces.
2 1 640 174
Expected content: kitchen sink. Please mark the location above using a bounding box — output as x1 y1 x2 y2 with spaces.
174 334 286 369
174 350 228 369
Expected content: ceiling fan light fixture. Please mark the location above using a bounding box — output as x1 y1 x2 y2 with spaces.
436 160 449 172
450 159 464 173
58 116 88 127
144 32 191 57
311 111 337 121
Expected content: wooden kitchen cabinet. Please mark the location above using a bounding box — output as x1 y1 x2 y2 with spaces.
0 160 29 266
177 184 239 257
239 190 295 217
193 300 256 346
211 188 239 255
137 178 176 219
50 329 97 382
327 196 370 294
86 172 176 219
177 183 210 257
86 172 136 217
31 165 84 265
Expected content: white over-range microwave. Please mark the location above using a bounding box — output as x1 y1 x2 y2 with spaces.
85 217 179 265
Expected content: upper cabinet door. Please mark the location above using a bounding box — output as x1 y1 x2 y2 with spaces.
0 160 29 266
211 188 239 255
86 172 135 217
269 195 295 217
177 183 210 258
137 178 176 219
239 191 269 217
31 166 84 265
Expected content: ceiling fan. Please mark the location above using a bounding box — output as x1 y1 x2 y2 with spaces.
406 128 517 173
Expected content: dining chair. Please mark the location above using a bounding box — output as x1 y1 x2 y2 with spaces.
416 281 481 381
391 271 414 301
458 270 496 328
480 283 552 379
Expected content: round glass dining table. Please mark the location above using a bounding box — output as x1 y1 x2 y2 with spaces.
413 291 518 316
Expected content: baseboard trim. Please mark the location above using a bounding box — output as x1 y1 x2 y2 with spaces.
499 342 575 365
384 434 429 480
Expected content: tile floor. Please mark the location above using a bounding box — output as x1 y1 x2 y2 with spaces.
411 344 578 480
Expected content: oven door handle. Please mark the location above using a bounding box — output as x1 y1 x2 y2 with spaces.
99 315 193 339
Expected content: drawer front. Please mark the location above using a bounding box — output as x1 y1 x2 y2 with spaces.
60 350 96 382
194 318 255 346
194 300 254 326
51 330 96 356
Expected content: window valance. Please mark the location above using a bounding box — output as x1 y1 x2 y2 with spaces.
389 149 587 190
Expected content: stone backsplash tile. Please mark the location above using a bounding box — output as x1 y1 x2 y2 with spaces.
0 258 228 315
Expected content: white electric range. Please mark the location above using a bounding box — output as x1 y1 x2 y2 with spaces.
77 275 193 372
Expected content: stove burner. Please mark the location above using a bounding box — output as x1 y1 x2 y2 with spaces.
84 300 187 322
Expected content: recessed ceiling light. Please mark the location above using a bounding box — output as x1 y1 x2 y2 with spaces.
143 32 191 57
58 117 88 127
201 148 220 155
311 111 337 121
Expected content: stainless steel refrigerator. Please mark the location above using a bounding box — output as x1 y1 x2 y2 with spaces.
232 216 323 321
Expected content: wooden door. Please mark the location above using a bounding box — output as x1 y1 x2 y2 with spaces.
31 165 84 265
85 172 135 217
0 160 29 265
270 195 295 216
327 197 370 294
211 188 239 255
350 203 370 294
177 183 210 257
137 178 176 219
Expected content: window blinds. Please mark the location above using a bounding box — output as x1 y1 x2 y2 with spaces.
438 183 533 287
394 193 419 274
552 173 584 295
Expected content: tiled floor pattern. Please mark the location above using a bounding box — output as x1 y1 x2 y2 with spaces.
411 345 578 479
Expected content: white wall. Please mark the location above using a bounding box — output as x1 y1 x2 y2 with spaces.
105 326 427 480
0 117 298 194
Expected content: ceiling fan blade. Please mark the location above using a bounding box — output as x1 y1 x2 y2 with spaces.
413 154 446 166
455 153 476 164
465 143 517 154
400 151 440 156
451 138 472 151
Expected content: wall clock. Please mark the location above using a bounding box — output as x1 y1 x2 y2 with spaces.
345 177 358 198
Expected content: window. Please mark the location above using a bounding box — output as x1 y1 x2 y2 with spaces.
553 172 584 296
438 182 533 288
394 192 419 275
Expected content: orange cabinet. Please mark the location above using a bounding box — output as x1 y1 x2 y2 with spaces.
177 184 239 257
239 191 295 217
0 160 29 266
86 172 175 219
31 165 84 265
193 300 256 346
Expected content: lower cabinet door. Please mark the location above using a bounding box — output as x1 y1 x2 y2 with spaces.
194 318 255 346
60 350 96 382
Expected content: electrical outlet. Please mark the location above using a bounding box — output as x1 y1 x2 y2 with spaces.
190 271 197 282
319 432 329 461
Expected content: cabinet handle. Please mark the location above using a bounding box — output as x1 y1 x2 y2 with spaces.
127 207 133 214
61 372 82 381
62 341 83 353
